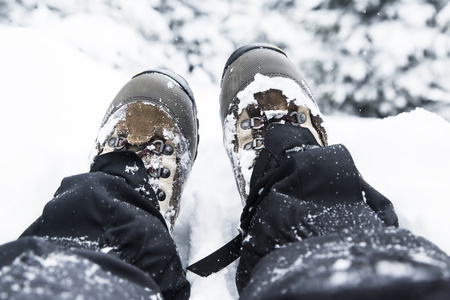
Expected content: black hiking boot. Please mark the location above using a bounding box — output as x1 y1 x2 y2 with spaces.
220 43 327 203
91 70 199 230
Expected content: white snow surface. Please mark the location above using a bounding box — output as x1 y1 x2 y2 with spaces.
235 74 321 116
1 24 450 300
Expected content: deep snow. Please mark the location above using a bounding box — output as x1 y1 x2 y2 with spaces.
1 26 450 299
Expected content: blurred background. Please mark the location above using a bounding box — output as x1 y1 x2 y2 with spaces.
1 2 449 298
1 0 449 119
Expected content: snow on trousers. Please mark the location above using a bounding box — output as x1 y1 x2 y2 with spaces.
0 151 189 300
237 125 450 300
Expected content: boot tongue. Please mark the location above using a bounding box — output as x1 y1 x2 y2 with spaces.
250 124 320 187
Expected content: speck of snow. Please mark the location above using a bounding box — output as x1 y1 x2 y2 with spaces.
124 163 139 175
375 260 429 281
332 258 351 271
100 246 114 253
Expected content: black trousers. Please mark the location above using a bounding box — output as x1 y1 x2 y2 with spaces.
1 126 450 300
0 151 189 300
237 125 450 299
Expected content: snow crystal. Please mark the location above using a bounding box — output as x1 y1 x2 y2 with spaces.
223 114 237 144
100 246 114 253
45 236 100 250
361 190 367 203
264 109 288 120
163 128 175 140
329 271 353 287
269 256 309 285
91 104 127 154
375 260 428 280
286 145 306 153
124 163 139 175
332 258 351 271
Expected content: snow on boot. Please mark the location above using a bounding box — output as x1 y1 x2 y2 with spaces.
220 43 328 204
91 70 199 230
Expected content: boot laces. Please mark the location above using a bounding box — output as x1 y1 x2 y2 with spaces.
107 136 174 201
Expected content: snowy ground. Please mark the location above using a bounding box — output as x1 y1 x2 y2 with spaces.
1 26 450 299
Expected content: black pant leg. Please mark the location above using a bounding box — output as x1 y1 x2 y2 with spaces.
11 151 189 300
0 237 162 299
241 228 450 300
237 126 450 299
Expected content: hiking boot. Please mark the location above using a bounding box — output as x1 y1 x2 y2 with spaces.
220 43 327 204
91 69 199 230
